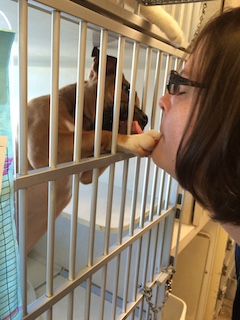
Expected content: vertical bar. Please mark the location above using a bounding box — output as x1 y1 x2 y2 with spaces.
18 2 28 175
171 187 184 269
149 166 158 221
18 191 28 315
150 50 163 131
73 20 87 163
101 168 116 317
67 21 87 320
111 36 125 153
185 3 194 42
111 255 121 319
133 1 140 15
156 220 166 270
48 11 60 169
157 170 165 215
117 159 128 245
104 165 115 254
132 237 142 301
102 38 126 292
129 157 140 235
141 47 152 114
138 231 152 318
130 46 152 233
127 41 139 134
178 3 186 30
171 4 177 21
46 10 60 308
99 266 107 320
161 57 174 215
149 225 158 281
140 50 162 225
139 157 151 228
163 174 171 211
18 0 28 316
122 246 132 312
88 28 108 267
93 29 108 158
147 56 162 219
85 278 91 320
161 212 175 269
103 42 126 311
116 39 129 245
69 20 87 281
85 29 108 320
67 291 74 320
155 54 170 216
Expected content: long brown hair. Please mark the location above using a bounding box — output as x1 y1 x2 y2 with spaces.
176 7 240 225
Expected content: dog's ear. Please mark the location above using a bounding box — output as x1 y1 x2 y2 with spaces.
91 47 99 75
91 46 117 76
92 47 99 59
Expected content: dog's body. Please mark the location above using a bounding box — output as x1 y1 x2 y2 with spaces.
20 48 160 252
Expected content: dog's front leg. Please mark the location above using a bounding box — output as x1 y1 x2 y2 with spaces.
79 130 112 184
80 130 113 158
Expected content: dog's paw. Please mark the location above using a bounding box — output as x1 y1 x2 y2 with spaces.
118 130 161 157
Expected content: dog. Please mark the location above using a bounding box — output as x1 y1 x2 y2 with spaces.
20 47 160 252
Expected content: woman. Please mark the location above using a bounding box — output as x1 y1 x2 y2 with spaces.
152 7 240 246
233 243 240 319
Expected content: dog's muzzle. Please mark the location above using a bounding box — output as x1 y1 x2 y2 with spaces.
102 105 148 134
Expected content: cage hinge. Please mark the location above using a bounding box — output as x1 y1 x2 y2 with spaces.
221 264 227 276
226 238 234 251
177 193 182 205
175 208 181 219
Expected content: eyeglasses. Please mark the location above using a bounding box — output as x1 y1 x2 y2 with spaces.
167 70 202 95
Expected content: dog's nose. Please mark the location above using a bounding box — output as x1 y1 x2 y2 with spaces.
142 113 148 125
139 112 148 126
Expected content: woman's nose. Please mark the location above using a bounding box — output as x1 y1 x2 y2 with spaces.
158 93 171 112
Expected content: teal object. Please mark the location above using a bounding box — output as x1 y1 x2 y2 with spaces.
0 30 22 320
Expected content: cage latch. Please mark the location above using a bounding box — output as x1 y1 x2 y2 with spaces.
139 266 175 318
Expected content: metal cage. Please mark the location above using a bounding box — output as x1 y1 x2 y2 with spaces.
0 0 201 318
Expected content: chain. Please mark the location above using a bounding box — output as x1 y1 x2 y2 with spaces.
139 271 174 319
193 2 208 40
188 2 207 52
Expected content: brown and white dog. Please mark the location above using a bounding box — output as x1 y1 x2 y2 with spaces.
20 47 160 252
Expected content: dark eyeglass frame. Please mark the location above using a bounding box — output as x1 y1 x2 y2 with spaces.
167 70 202 95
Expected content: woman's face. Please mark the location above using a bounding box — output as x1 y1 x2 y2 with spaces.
151 56 199 178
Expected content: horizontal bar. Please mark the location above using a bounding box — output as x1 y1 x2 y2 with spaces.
15 153 133 190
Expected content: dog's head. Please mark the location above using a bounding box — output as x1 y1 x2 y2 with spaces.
83 47 148 134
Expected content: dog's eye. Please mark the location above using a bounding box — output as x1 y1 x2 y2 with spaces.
122 83 130 95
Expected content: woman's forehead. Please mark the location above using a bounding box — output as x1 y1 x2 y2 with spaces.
182 54 200 81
